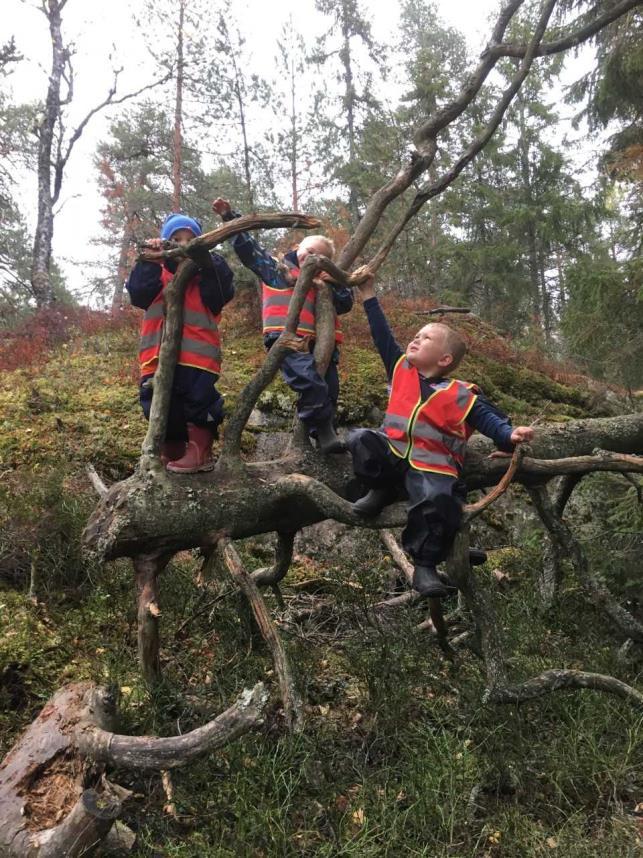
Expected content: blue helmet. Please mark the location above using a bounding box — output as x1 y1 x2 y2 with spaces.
160 213 203 241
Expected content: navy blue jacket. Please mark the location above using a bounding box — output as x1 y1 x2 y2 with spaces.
126 253 234 315
364 297 515 452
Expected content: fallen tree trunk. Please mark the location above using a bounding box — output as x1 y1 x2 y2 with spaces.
84 413 643 562
0 682 267 857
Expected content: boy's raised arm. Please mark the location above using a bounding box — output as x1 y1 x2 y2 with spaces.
211 198 284 287
356 277 404 379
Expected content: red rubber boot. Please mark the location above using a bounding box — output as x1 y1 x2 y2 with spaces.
166 424 215 473
160 440 187 467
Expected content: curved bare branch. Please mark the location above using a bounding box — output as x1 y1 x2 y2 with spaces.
490 0 643 60
81 683 268 771
487 669 643 709
528 484 643 642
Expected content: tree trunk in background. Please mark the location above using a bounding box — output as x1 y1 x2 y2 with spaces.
516 95 542 331
111 212 135 310
31 0 66 307
340 5 359 226
289 54 299 211
171 0 185 212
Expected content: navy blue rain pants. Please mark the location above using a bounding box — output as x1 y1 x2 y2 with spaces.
347 428 466 568
139 365 224 442
266 337 339 429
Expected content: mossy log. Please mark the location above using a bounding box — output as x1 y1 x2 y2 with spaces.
83 413 643 562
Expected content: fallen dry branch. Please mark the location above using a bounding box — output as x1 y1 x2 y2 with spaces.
133 553 172 685
86 463 108 497
84 415 643 565
486 669 643 710
141 258 195 460
464 445 524 519
219 538 303 731
81 683 268 770
379 529 451 653
369 0 557 272
138 212 322 263
252 531 296 586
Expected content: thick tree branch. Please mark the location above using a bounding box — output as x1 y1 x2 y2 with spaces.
133 553 171 684
141 259 195 461
368 0 557 273
554 472 584 515
140 213 322 263
490 0 643 60
84 415 643 563
35 786 124 858
252 531 296 586
86 463 108 498
138 216 322 464
337 0 524 269
221 255 321 461
412 0 526 147
380 529 451 654
82 683 268 770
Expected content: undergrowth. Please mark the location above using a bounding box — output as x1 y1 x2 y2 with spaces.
0 300 640 856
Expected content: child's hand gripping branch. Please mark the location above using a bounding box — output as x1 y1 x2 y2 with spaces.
346 274 534 599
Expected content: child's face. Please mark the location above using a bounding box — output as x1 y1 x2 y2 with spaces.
169 228 196 246
297 237 331 266
406 324 453 375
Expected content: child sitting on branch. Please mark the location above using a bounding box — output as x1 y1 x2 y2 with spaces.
349 275 534 599
211 197 352 454
127 213 234 473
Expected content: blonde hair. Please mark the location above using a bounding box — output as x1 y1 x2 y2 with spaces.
435 323 467 372
300 234 336 260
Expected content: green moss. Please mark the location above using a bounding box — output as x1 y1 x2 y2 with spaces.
0 306 639 857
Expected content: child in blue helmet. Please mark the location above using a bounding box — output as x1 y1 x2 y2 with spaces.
126 213 235 472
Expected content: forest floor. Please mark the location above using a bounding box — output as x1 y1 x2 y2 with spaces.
0 295 641 856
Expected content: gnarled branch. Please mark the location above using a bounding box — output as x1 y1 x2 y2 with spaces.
82 683 268 770
486 669 643 710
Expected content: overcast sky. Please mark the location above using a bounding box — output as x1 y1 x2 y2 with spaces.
5 0 592 300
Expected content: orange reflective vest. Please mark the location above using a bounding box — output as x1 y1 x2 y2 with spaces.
261 264 343 344
382 356 478 476
139 266 222 377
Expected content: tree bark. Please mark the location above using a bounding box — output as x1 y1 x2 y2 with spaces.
172 0 185 212
31 0 67 307
0 681 267 856
84 414 643 563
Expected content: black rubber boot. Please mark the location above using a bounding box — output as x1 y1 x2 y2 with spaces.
315 419 345 454
469 548 487 566
412 564 449 598
352 487 394 517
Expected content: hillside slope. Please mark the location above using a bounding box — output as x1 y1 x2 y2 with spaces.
0 300 640 857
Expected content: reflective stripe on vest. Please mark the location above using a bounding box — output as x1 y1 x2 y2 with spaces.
382 357 478 476
138 267 222 376
261 264 343 344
